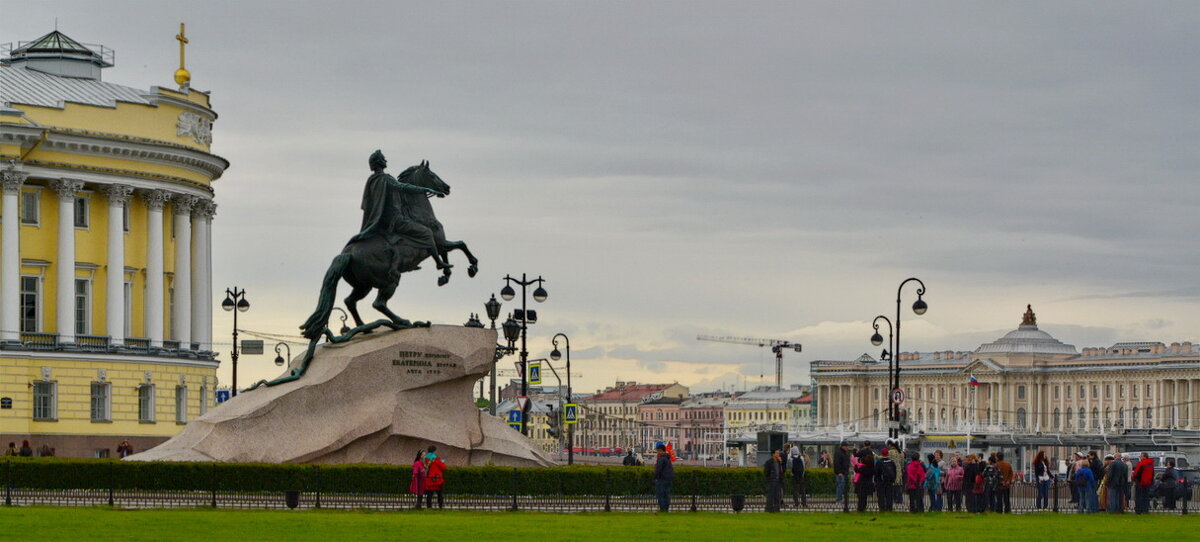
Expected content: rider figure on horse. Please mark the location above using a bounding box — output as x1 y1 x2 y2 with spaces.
349 150 452 271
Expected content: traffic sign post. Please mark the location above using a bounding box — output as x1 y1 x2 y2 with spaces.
563 403 578 424
216 390 231 404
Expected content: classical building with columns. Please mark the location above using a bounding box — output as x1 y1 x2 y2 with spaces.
0 30 227 457
812 306 1200 436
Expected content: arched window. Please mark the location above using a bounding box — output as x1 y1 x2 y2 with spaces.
928 409 936 428
1053 408 1061 429
1118 407 1125 427
1065 408 1073 429
1104 407 1112 428
1132 407 1140 429
1091 408 1099 430
940 408 947 427
1017 408 1027 429
872 409 880 429
1078 407 1086 429
1147 407 1154 428
951 409 958 427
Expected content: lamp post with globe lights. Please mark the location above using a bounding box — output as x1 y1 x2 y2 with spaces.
500 274 547 435
870 315 895 438
867 277 927 440
550 332 573 465
221 287 249 396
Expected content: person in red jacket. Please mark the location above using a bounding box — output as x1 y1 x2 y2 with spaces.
1132 452 1155 514
424 452 447 509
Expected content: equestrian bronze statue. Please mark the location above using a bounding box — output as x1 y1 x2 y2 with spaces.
248 151 478 391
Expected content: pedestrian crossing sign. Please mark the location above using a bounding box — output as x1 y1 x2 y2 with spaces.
564 403 578 424
529 360 542 385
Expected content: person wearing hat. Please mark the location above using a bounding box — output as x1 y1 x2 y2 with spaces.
653 443 674 512
1103 453 1128 513
1066 451 1084 504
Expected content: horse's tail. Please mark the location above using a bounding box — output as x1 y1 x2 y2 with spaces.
300 253 352 339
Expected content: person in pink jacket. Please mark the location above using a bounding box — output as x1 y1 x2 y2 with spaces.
408 449 426 509
944 457 965 512
905 452 927 513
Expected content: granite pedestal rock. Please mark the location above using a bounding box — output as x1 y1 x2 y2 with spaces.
128 326 553 466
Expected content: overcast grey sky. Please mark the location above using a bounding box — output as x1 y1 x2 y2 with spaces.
5 1 1199 393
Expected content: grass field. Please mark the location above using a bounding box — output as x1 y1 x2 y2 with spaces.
1 507 1196 541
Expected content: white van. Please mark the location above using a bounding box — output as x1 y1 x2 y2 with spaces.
1119 451 1190 469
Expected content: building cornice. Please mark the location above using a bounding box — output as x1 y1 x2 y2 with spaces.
7 160 215 199
0 350 219 369
0 123 228 180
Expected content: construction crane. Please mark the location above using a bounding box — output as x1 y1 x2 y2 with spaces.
696 335 802 389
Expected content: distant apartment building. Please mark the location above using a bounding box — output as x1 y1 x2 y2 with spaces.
723 385 811 434
680 392 732 458
578 381 688 454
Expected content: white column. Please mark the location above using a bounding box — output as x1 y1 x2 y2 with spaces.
190 200 214 351
142 189 170 348
1 166 27 343
52 179 84 344
172 195 195 347
102 185 133 344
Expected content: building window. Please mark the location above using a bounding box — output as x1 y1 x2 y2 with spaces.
20 276 39 333
74 278 91 335
138 384 156 423
1133 385 1138 398
123 281 133 337
168 287 175 340
1017 385 1026 399
1119 385 1125 399
1078 407 1086 428
1065 408 1073 429
74 196 89 228
175 385 187 424
1066 386 1071 399
1091 408 1099 429
1146 407 1154 427
90 381 111 422
1017 408 1027 428
122 201 130 232
20 190 39 224
1092 385 1098 399
1105 385 1111 398
1132 408 1140 428
1053 408 1060 429
33 380 57 420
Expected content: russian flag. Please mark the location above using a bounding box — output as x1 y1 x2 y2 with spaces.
969 375 980 386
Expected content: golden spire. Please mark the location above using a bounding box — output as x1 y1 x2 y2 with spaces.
174 23 191 88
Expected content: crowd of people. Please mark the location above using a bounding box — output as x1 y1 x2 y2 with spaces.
810 441 1189 514
407 445 447 509
1064 450 1185 514
4 440 53 457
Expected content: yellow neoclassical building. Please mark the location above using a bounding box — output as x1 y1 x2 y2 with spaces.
0 29 228 457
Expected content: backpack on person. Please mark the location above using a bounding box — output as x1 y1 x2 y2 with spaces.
983 465 999 491
877 458 897 485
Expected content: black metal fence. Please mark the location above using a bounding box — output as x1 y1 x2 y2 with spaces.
2 468 1193 514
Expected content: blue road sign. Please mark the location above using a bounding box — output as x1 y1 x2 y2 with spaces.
529 361 542 385
507 409 522 429
564 403 578 424
216 390 231 404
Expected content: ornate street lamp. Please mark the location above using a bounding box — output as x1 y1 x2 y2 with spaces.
550 332 573 465
867 277 927 441
222 287 249 396
273 342 291 367
500 273 548 435
871 315 894 438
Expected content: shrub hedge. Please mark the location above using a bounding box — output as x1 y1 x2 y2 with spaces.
3 458 833 496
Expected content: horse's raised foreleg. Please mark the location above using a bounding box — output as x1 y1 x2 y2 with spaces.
439 240 478 278
372 281 411 328
344 284 371 328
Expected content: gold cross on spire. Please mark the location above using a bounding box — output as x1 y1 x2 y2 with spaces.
174 22 191 88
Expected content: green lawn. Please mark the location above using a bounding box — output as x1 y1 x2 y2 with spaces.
0 507 1196 541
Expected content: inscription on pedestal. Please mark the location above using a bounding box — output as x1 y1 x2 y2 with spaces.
393 350 458 375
